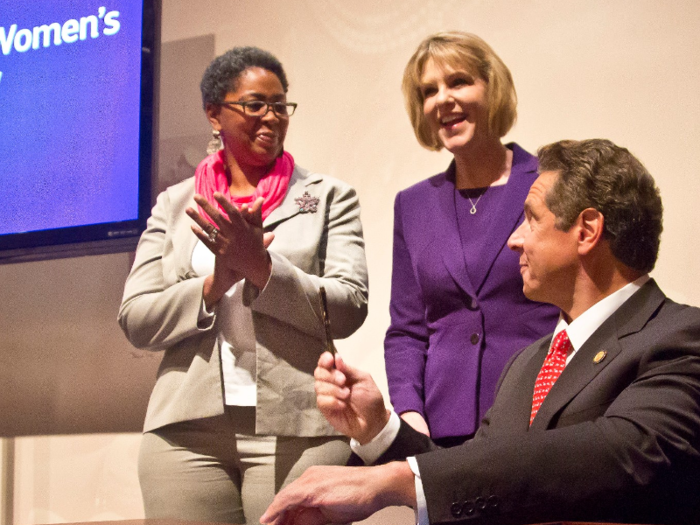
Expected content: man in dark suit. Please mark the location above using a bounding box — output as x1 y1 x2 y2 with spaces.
261 139 700 525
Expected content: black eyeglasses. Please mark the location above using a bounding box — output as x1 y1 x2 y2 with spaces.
221 100 297 117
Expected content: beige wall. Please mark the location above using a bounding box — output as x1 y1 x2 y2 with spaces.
3 1 700 524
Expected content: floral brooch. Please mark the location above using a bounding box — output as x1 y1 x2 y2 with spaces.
294 191 319 213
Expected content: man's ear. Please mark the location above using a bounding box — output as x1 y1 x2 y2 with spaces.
577 208 605 255
205 103 222 131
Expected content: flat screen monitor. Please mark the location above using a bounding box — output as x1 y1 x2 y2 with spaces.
0 0 159 262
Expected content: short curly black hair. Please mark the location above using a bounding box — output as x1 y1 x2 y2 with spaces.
200 46 288 109
539 139 663 273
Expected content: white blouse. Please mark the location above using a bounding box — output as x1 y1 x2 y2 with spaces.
192 240 257 406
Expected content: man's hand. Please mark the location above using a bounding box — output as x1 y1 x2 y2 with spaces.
314 352 390 445
260 462 416 525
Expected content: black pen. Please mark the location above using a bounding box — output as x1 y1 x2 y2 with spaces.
319 286 336 356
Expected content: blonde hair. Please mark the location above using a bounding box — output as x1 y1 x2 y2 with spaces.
402 31 517 151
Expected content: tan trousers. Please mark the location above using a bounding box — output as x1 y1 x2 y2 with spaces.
138 406 351 525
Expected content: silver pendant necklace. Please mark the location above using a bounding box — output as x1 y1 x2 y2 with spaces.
467 187 487 214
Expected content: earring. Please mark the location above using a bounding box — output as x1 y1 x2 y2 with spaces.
206 130 223 155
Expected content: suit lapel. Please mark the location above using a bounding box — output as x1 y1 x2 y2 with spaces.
468 144 538 294
437 163 478 297
264 165 319 229
501 337 552 431
529 280 666 430
171 180 201 280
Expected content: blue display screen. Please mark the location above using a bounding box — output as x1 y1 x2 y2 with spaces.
0 0 155 259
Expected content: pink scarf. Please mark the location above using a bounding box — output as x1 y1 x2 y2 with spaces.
194 149 294 226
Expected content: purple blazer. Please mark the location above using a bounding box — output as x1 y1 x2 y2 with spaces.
385 143 559 439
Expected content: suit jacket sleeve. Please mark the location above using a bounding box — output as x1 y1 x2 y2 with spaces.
384 192 430 416
378 419 440 463
368 345 526 466
118 184 211 350
415 304 700 525
242 178 368 340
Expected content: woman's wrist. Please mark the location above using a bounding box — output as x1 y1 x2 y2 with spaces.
400 411 431 437
246 250 272 290
202 275 224 310
203 271 239 309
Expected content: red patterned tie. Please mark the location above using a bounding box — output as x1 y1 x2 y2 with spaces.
530 330 572 425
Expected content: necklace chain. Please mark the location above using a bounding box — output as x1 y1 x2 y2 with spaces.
466 188 487 214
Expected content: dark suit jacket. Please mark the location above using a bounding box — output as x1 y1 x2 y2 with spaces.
379 279 700 524
385 143 559 439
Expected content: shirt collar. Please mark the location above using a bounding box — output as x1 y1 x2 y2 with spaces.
552 274 650 360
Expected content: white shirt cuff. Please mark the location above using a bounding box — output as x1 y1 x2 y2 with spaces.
350 410 401 465
199 299 215 319
197 291 217 329
408 456 429 525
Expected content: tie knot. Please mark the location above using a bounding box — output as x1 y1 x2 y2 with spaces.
551 330 572 357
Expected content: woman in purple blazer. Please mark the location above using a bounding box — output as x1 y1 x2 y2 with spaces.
385 31 559 446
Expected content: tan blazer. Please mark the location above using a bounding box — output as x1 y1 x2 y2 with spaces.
118 165 368 436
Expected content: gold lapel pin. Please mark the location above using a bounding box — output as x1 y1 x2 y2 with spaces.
593 351 607 364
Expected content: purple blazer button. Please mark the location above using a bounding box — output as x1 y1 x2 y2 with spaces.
470 333 480 345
